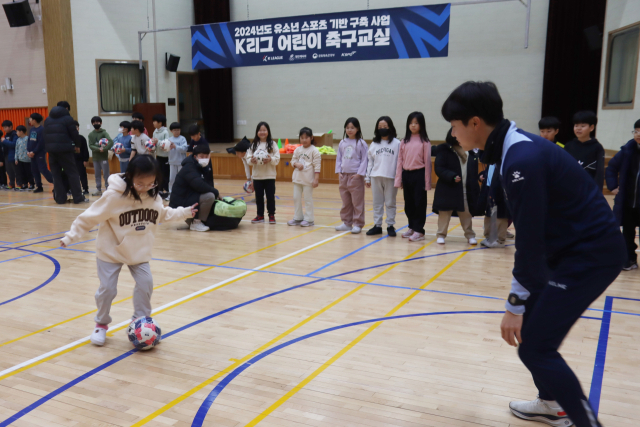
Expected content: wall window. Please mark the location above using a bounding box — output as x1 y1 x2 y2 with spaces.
604 24 640 108
97 61 148 114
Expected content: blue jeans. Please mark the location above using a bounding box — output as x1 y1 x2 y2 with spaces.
119 160 129 173
31 155 53 188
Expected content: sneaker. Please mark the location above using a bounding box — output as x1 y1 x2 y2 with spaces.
300 221 314 227
507 231 515 239
409 232 425 242
387 226 396 237
90 325 107 346
190 219 210 232
5 186 13 191
335 223 352 232
482 240 505 248
351 226 362 234
92 190 102 196
251 216 265 223
33 187 43 193
269 215 276 224
288 219 302 226
402 228 414 238
13 187 21 192
509 398 572 427
468 238 478 245
74 198 90 204
623 260 639 271
366 226 383 236
82 190 89 195
437 237 445 244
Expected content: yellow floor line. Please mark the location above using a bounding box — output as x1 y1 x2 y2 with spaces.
0 224 330 349
130 224 445 427
244 244 473 426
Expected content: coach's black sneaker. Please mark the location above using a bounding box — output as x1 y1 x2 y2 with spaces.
387 226 396 237
509 398 573 426
366 225 382 236
623 260 638 271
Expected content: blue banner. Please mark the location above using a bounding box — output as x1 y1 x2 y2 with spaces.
191 4 450 69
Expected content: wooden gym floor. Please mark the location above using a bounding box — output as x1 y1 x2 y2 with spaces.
0 180 638 427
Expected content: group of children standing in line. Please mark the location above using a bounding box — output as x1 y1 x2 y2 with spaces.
232 108 626 251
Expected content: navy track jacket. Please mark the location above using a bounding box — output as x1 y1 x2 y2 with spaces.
499 122 620 314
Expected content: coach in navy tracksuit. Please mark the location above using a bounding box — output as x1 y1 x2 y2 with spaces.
442 81 624 427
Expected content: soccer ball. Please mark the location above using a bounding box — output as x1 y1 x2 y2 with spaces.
160 140 172 151
98 138 109 147
243 180 254 193
127 316 161 350
253 150 269 165
112 142 124 154
145 140 157 151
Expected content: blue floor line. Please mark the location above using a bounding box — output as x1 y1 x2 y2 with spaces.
191 311 506 426
589 296 613 416
0 248 60 306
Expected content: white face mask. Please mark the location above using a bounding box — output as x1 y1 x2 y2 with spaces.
118 127 123 133
197 158 210 167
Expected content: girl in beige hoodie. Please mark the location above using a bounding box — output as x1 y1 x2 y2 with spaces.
60 155 196 347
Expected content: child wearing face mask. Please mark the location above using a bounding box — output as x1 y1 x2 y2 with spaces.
365 116 400 237
88 116 114 196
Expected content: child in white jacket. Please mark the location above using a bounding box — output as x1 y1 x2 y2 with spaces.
60 155 196 347
245 121 280 223
365 117 400 236
288 127 321 227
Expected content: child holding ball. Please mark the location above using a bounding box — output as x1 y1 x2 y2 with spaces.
288 127 321 227
60 155 197 347
246 122 280 223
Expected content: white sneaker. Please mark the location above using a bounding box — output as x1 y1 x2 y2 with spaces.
335 223 352 232
351 226 362 234
401 229 414 238
468 238 477 245
409 232 425 242
190 219 210 232
509 398 573 426
436 237 445 244
90 327 107 346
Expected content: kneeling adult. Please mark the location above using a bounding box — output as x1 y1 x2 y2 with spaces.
169 144 218 232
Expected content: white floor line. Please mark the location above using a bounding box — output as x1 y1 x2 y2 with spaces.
0 230 349 379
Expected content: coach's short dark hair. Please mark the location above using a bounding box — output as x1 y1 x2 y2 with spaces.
441 81 504 126
572 111 597 126
538 116 561 130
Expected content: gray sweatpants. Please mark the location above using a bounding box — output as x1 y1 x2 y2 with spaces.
95 259 153 325
93 160 110 191
371 177 398 226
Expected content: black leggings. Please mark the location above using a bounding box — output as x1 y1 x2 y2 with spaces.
402 168 427 234
518 233 624 427
253 179 276 216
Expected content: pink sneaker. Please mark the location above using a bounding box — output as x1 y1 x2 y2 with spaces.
402 228 414 238
409 232 425 242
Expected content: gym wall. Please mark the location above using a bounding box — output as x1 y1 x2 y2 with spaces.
69 0 194 135
0 0 47 110
229 0 550 142
596 0 640 150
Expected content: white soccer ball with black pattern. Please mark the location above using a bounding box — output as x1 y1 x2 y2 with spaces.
127 316 161 350
253 149 269 165
112 142 124 154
